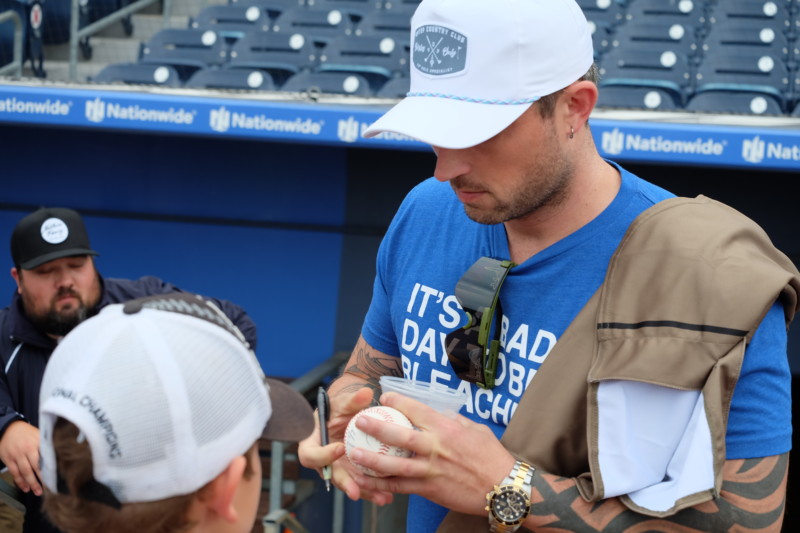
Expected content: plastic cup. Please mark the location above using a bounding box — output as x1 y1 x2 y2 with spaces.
379 376 467 418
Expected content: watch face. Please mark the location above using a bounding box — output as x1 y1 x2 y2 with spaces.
490 486 530 524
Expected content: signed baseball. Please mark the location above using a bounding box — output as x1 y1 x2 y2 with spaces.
344 406 414 477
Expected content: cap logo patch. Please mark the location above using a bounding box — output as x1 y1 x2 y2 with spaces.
413 25 467 76
41 218 69 244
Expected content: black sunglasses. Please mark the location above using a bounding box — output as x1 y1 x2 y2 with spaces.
445 257 516 389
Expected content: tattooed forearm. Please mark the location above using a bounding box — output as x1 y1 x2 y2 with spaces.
523 453 788 532
338 340 403 403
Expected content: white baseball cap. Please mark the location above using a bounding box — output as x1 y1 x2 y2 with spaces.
363 0 594 149
39 293 314 506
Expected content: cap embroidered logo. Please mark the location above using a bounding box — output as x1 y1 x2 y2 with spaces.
413 25 467 76
40 218 69 244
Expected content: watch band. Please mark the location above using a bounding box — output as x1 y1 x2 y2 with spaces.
486 460 534 533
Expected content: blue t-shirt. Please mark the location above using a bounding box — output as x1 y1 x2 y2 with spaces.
362 163 791 533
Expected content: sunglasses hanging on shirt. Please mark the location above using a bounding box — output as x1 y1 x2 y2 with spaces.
445 257 516 389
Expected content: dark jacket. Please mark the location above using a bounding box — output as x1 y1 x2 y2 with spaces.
0 275 257 533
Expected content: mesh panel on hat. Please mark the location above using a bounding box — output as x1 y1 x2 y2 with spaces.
163 319 268 450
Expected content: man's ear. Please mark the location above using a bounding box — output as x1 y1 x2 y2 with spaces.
564 80 598 134
198 456 247 524
11 267 21 293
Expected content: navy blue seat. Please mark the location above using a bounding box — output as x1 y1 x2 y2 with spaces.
701 23 794 63
306 0 381 18
228 30 318 85
589 21 614 59
190 4 271 42
271 6 352 45
687 90 785 115
708 1 794 38
597 85 682 110
576 0 627 29
610 20 701 64
92 62 182 86
598 46 694 105
281 70 374 96
185 67 276 90
694 49 792 111
353 9 411 43
624 0 711 37
375 75 409 98
382 0 420 13
317 34 408 91
139 28 228 80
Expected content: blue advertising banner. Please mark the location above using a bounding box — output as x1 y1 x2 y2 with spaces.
1 84 799 170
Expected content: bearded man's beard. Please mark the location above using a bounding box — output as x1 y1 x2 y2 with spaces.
26 289 95 337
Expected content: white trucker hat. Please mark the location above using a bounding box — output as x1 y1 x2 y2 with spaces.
39 293 314 506
363 0 594 149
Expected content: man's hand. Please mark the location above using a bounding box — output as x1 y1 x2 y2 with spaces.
348 391 516 516
298 387 395 505
0 420 42 496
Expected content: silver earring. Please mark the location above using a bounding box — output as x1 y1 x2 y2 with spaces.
569 126 574 140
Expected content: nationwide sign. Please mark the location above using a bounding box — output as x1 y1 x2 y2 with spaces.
0 85 798 170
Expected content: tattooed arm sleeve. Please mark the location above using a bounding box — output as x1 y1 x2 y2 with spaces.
520 453 788 532
329 335 403 405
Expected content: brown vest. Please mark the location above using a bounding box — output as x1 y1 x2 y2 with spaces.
437 196 800 531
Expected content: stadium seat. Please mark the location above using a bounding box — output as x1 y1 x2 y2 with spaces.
687 90 785 115
306 0 381 18
701 23 793 60
576 0 627 29
190 4 271 42
185 67 276 90
598 46 694 106
282 70 374 96
353 9 411 43
228 30 318 85
609 20 701 64
92 62 182 86
271 6 353 45
708 0 794 35
317 34 408 91
382 0 420 13
588 20 613 59
694 50 792 111
597 85 682 110
139 28 228 81
624 0 711 37
375 75 409 98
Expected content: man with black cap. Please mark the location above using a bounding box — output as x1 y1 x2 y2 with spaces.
0 207 257 533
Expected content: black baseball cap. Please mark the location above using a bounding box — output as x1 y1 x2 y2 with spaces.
10 207 99 270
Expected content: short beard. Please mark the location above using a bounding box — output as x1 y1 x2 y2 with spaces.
29 306 90 337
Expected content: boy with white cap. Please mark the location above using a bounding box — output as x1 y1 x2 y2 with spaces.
299 0 798 532
38 293 314 533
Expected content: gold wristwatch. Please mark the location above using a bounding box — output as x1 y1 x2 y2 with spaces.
485 460 534 532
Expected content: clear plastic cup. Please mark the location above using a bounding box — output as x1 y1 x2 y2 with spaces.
379 376 467 418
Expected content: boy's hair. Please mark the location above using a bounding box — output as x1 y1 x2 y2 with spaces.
43 417 259 533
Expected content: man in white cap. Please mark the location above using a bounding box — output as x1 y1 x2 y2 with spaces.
38 292 314 533
299 0 798 532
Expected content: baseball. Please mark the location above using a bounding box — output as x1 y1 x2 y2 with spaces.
344 406 414 477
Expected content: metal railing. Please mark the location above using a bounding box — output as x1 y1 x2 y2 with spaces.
265 350 350 533
69 0 173 81
0 9 23 77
